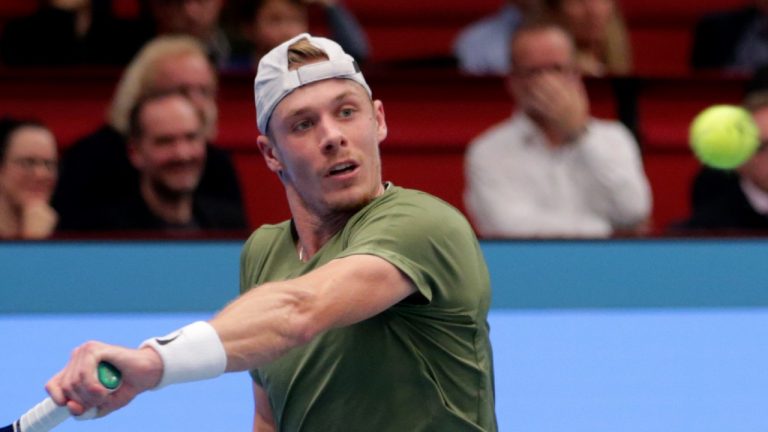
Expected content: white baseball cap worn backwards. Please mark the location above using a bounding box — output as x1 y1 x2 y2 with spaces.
254 33 372 134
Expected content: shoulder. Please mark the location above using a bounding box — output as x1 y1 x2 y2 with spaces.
194 196 247 229
697 6 757 28
350 186 473 239
242 221 292 253
63 125 125 159
456 5 519 45
587 118 636 140
467 116 519 153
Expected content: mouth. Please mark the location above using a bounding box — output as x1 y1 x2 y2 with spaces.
326 161 359 177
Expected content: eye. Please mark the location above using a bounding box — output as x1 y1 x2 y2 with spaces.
339 107 356 118
292 119 313 133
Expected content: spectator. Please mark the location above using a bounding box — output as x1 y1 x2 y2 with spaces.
0 0 144 66
679 67 768 231
95 90 244 231
544 0 632 76
453 0 540 75
225 0 369 70
143 0 231 67
0 118 58 239
691 0 768 72
52 35 245 232
464 22 651 238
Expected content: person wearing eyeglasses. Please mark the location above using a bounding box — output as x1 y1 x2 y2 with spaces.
0 117 59 239
463 21 651 238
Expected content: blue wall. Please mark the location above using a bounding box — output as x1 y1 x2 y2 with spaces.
3 239 768 313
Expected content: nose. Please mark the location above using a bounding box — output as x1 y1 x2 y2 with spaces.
318 116 346 154
32 163 54 178
172 139 200 162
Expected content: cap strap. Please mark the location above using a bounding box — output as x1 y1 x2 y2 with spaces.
283 60 361 90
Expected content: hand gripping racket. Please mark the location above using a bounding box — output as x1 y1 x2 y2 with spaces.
1 362 121 432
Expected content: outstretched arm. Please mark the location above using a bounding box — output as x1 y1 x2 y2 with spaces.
212 254 415 371
45 254 415 417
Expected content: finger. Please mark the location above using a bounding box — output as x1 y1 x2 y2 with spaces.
60 343 105 409
45 370 69 406
66 399 87 416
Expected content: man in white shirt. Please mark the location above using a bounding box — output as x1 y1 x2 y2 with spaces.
464 21 651 238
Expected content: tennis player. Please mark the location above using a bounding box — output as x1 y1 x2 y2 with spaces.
46 33 497 431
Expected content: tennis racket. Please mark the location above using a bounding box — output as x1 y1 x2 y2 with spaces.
1 362 121 432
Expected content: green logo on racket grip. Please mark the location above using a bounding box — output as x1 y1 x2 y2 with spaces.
98 362 122 390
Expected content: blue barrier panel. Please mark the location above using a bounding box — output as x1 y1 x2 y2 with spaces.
0 241 241 313
2 238 768 313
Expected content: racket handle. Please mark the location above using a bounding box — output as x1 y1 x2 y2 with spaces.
16 362 121 432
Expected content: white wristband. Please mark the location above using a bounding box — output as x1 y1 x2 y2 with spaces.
141 321 227 389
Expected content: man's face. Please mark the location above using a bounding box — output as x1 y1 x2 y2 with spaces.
739 106 768 191
252 0 308 52
0 126 58 209
130 95 207 198
153 53 218 139
509 28 582 116
150 0 223 39
258 79 387 217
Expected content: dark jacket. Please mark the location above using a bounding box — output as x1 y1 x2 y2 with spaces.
53 124 246 232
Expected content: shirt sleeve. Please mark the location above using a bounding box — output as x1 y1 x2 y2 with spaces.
335 191 488 311
571 121 652 228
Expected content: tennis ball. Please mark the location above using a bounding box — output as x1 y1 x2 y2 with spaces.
689 104 760 170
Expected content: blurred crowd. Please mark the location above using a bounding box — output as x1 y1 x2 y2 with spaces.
1 0 767 240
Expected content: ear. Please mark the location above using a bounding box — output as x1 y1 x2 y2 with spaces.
127 140 144 170
256 134 284 175
373 100 388 143
505 74 517 99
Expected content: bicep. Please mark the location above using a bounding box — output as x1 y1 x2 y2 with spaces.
253 382 275 432
297 254 417 332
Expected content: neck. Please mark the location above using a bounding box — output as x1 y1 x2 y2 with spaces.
74 7 92 38
140 180 194 225
290 183 386 261
292 204 354 262
0 195 21 238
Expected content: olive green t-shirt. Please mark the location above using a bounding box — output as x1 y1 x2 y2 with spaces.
240 184 496 431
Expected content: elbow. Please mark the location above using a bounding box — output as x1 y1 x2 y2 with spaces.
612 193 652 229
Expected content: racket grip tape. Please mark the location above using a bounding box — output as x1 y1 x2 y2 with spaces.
9 361 121 432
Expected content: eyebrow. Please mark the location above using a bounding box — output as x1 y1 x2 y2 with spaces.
283 90 362 119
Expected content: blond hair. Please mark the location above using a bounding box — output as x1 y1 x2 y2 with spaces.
108 35 216 134
286 38 329 70
602 11 632 75
542 0 632 75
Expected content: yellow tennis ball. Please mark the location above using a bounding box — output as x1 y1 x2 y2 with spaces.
689 104 760 170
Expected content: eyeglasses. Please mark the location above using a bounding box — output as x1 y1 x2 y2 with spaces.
7 157 58 173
